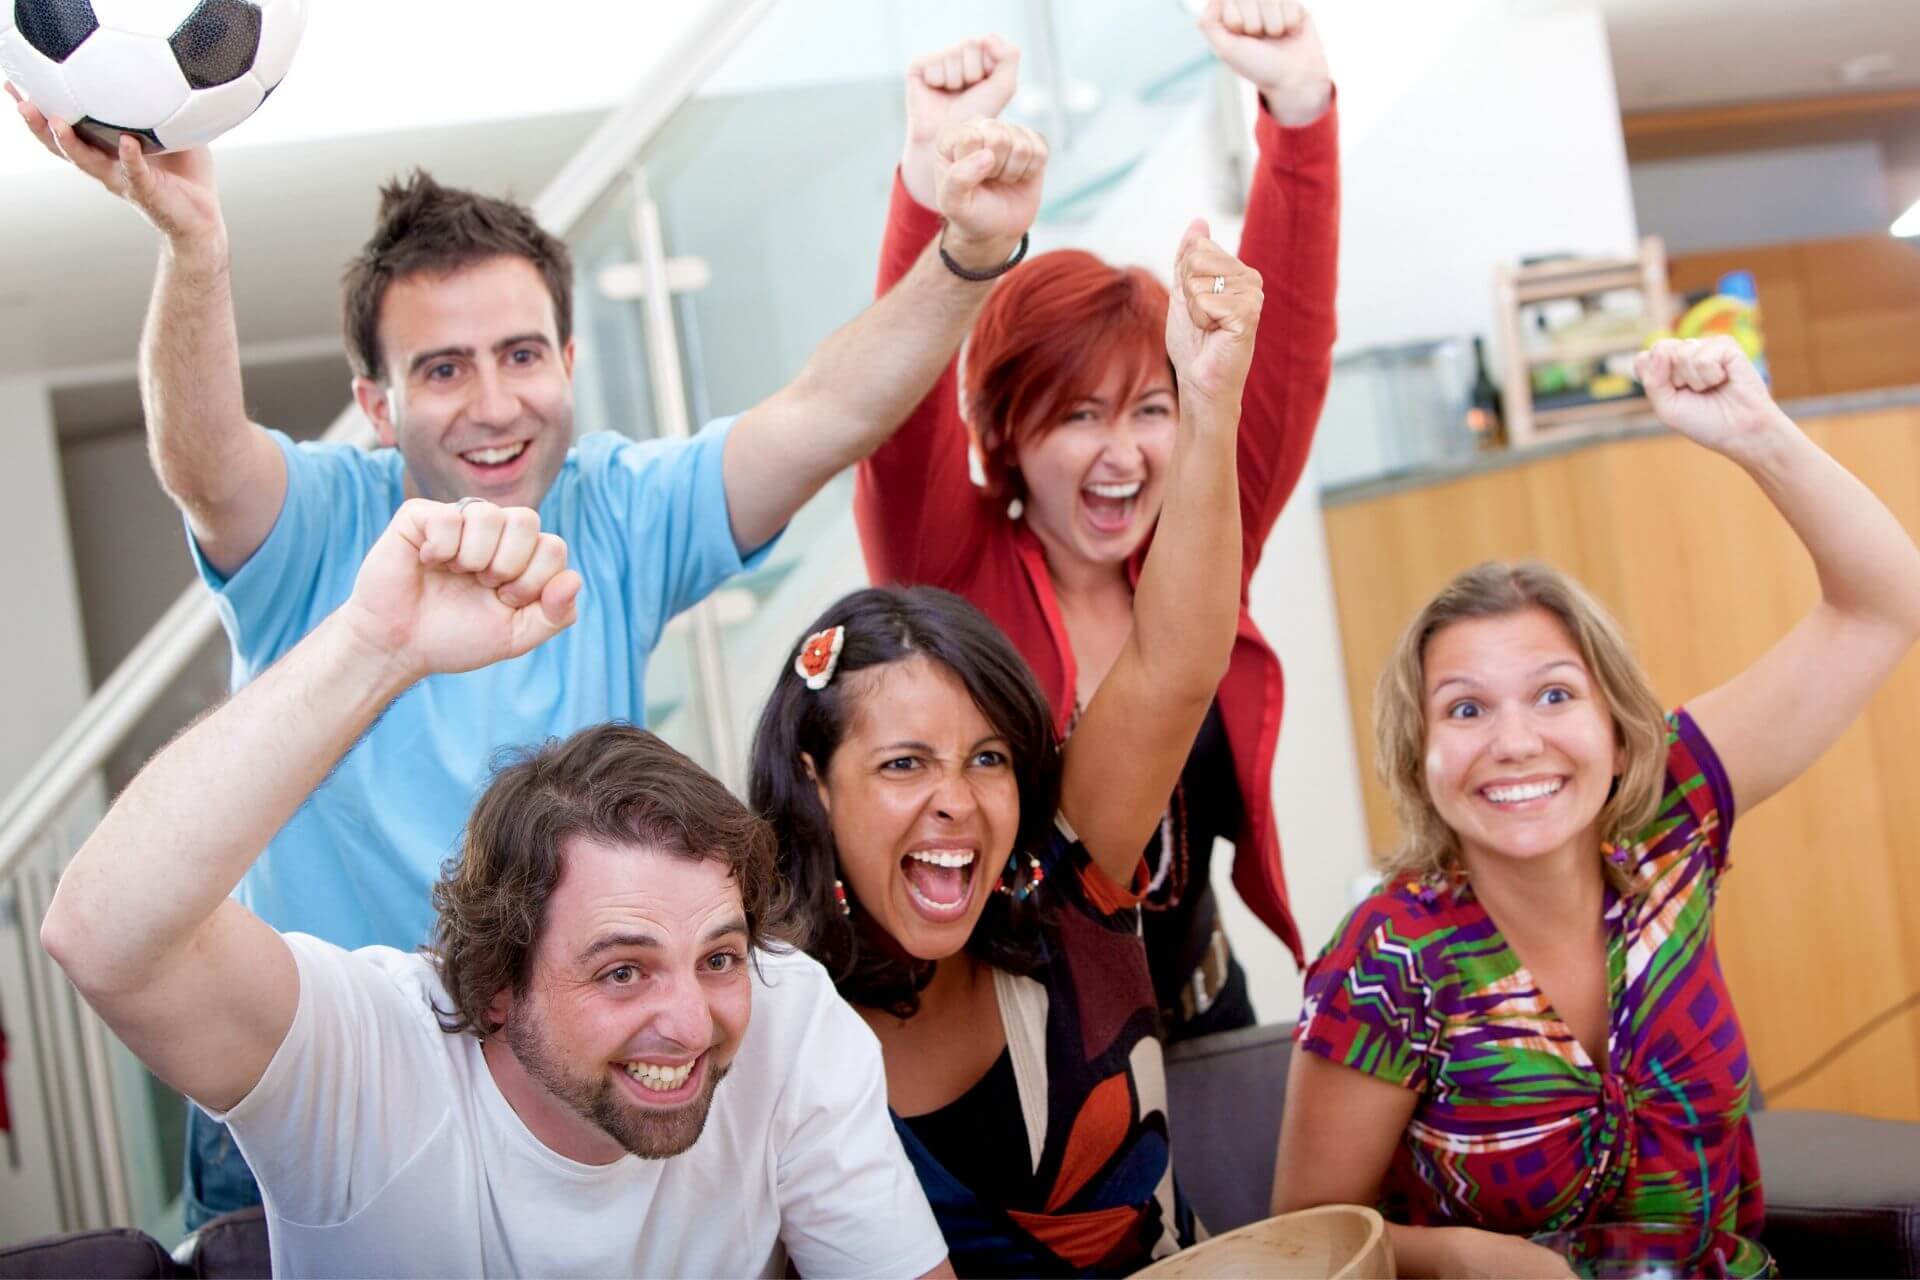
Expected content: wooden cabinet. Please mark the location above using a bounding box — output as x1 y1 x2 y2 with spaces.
1323 404 1920 1121
1668 234 1920 401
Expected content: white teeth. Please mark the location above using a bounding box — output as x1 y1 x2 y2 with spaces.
1085 481 1142 499
906 849 976 869
623 1060 693 1091
462 442 526 465
1484 779 1563 804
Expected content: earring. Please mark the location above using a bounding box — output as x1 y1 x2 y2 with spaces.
833 879 851 918
996 852 1045 901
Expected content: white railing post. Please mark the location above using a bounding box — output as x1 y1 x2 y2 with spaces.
626 167 741 791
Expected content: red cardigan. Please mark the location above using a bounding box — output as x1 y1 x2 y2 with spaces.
856 101 1340 968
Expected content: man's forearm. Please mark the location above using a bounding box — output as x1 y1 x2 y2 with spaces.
722 230 1019 550
791 230 1017 463
140 235 260 511
43 613 413 993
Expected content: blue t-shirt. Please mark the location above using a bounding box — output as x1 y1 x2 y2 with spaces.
192 420 770 952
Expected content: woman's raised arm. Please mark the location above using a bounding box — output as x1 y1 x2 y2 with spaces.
1063 223 1259 884
1645 337 1920 813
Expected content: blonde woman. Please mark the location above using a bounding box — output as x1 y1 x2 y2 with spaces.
1272 337 1920 1277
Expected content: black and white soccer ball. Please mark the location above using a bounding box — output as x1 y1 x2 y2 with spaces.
0 0 306 153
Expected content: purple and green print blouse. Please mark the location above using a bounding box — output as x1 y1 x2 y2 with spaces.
1298 710 1762 1237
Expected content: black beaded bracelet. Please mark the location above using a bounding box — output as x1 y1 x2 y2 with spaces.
938 229 1030 282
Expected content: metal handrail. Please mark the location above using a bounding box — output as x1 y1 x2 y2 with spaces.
0 0 780 887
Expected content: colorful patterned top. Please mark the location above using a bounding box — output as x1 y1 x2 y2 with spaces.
1298 710 1762 1238
892 818 1195 1276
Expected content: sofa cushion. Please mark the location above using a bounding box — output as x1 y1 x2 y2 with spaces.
174 1206 270 1279
1752 1109 1920 1278
1164 1022 1296 1234
0 1227 178 1278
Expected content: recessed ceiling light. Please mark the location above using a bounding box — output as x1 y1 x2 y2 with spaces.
1836 52 1896 85
1893 197 1920 238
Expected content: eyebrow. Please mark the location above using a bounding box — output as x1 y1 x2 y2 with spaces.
574 917 749 967
870 735 1009 755
1430 659 1586 699
406 333 552 376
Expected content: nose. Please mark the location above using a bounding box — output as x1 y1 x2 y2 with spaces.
468 363 520 430
1103 418 1145 469
1489 707 1543 761
647 968 715 1054
928 765 980 825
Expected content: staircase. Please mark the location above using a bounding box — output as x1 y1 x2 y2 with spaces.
0 0 1232 1244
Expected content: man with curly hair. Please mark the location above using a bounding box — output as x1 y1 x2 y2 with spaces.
41 499 951 1278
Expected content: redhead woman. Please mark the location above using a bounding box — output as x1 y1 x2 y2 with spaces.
1272 337 1920 1276
750 223 1262 1276
857 0 1340 1042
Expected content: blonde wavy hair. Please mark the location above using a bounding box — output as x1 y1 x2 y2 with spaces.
1374 561 1668 892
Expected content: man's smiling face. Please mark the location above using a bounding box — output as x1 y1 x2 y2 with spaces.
485 835 753 1164
356 254 575 510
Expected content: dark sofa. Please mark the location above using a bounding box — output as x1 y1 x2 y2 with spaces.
4 1025 1913 1276
1163 1022 1920 1277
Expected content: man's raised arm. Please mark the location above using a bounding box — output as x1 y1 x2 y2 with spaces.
40 501 580 1111
8 87 285 575
719 118 1048 552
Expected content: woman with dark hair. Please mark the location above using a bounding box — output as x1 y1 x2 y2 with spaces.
751 223 1262 1276
857 2 1339 1040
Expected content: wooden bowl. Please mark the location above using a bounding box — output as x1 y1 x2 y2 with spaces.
1131 1205 1394 1278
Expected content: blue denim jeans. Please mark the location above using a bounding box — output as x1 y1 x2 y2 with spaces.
182 1103 262 1231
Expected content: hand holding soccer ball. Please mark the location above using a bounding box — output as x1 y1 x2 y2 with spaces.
2 0 305 243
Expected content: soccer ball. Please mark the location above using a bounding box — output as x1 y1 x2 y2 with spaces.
0 0 306 153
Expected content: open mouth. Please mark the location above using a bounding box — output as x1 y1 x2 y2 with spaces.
900 848 978 922
459 440 529 472
1479 777 1565 806
617 1054 704 1106
1081 480 1142 536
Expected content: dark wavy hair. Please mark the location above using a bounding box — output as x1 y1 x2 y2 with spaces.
748 587 1057 1017
431 723 794 1038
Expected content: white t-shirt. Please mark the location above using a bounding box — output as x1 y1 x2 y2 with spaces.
215 933 945 1279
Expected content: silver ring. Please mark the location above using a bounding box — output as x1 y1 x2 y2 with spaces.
453 496 485 510
1211 275 1226 294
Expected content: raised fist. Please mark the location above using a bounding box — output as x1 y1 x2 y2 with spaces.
1196 0 1332 127
1165 219 1264 410
934 117 1047 269
1632 337 1784 460
901 36 1020 210
342 499 582 680
6 81 224 250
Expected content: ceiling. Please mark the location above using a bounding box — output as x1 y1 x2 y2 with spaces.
1592 0 1920 112
6 0 1917 400
0 110 601 386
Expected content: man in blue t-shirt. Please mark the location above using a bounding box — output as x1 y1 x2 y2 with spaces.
15 78 1049 1225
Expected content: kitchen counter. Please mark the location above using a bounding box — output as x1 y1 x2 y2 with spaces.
1322 382 1920 507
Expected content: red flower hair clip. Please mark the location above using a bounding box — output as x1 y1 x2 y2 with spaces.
794 625 846 691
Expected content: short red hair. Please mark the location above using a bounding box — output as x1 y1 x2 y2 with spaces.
963 249 1172 501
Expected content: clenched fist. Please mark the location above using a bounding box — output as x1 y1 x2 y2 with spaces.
934 117 1048 272
1633 337 1787 463
341 499 582 680
902 36 1021 211
1196 0 1332 127
1165 219 1264 411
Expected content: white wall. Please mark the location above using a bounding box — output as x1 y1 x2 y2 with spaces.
1316 4 1638 356
0 375 92 1244
1631 142 1893 255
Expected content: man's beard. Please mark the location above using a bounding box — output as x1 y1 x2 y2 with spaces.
504 1004 727 1159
